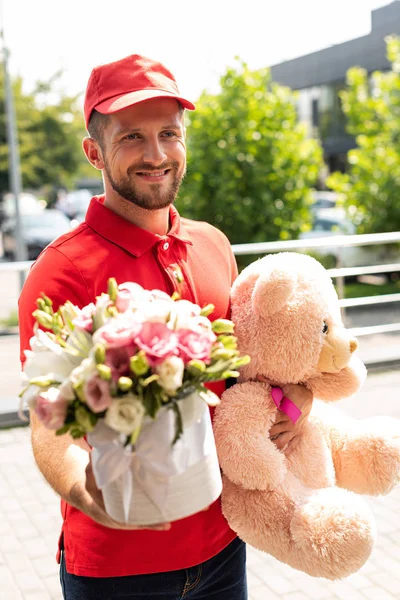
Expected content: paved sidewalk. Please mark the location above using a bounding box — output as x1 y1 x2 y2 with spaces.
0 370 399 600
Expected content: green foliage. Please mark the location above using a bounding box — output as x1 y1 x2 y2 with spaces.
0 310 18 328
177 60 323 244
327 36 400 233
0 70 95 195
343 278 400 299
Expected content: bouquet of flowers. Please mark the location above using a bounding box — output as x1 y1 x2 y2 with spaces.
20 279 249 525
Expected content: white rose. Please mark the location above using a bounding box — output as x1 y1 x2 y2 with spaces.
69 357 97 387
118 282 146 302
156 356 184 395
140 298 174 324
92 293 113 330
24 329 79 381
104 395 145 435
187 316 213 333
175 300 201 316
168 300 202 330
67 329 93 358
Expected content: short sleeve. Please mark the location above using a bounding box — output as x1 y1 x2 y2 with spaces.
18 247 91 365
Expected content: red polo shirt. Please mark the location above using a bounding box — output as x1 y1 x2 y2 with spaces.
18 196 238 577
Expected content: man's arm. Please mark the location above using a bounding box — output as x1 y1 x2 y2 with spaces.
30 413 170 530
20 248 169 531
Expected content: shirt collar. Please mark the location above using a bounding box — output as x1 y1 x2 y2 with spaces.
85 196 193 257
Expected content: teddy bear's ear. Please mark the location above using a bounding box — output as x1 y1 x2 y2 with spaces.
307 356 367 401
252 267 298 318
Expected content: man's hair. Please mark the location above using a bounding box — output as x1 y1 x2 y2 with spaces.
87 110 109 146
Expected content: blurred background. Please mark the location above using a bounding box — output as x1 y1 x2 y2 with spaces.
0 1 399 600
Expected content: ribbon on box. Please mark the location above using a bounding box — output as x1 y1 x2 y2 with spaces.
88 393 208 523
271 387 302 424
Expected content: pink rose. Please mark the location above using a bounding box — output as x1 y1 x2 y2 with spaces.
148 289 171 302
32 388 68 430
95 321 142 349
105 346 135 380
177 329 216 364
84 374 113 413
115 289 132 313
134 322 178 366
73 303 96 332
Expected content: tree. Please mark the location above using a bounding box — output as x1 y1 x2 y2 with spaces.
328 36 400 233
177 60 323 245
0 70 96 197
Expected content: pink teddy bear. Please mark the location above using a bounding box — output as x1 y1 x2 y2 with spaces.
214 252 400 580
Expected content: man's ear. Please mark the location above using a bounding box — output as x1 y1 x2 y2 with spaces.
82 137 105 171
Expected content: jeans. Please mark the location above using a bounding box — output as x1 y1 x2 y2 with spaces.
59 537 247 599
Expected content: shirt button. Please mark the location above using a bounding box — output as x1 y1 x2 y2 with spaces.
163 242 169 250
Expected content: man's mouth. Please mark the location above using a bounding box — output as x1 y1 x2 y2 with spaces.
136 169 170 179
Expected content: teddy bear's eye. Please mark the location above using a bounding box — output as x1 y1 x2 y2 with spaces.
322 321 329 334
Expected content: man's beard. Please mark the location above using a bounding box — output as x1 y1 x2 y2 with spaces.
104 160 185 211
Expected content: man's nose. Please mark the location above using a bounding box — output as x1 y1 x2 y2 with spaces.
142 138 167 166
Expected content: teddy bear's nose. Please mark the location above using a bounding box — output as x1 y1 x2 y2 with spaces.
349 338 358 353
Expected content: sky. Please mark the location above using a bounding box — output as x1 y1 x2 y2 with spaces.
0 0 393 108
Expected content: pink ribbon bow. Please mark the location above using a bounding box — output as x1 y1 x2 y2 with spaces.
271 387 302 424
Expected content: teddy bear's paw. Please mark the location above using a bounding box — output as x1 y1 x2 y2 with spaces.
335 419 400 496
290 488 376 580
221 446 287 491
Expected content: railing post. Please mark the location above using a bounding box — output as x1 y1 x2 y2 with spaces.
335 246 346 324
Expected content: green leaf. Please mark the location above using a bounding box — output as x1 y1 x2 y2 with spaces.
142 385 162 419
169 402 184 445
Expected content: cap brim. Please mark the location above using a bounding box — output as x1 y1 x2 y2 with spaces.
95 89 195 116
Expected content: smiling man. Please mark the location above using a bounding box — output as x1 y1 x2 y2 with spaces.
18 54 312 600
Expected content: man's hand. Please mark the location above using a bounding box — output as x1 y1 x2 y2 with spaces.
256 376 313 454
269 383 313 453
83 455 171 531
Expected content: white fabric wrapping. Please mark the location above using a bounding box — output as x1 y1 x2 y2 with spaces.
87 393 222 525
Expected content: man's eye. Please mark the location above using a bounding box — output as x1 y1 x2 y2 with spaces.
322 321 329 334
125 133 140 140
162 131 177 138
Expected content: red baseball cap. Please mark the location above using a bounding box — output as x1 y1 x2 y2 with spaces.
84 54 195 129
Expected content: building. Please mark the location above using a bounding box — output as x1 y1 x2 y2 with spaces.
270 1 400 173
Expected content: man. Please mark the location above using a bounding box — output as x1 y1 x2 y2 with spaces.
18 54 312 599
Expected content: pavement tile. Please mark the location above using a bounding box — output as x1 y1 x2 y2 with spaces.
287 578 335 600
0 564 14 585
0 586 23 600
345 572 372 590
23 593 52 600
4 551 32 573
250 585 280 600
323 580 367 600
369 573 400 596
1 370 400 600
258 572 297 595
246 568 264 588
0 535 24 553
42 574 63 599
362 586 397 600
282 594 312 600
31 556 59 580
22 539 53 560
10 569 43 593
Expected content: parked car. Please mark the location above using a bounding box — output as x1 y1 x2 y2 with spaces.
2 209 73 260
299 207 398 269
56 189 92 222
0 192 46 227
310 190 338 213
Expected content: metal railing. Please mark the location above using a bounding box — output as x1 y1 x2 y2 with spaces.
231 231 400 339
2 231 400 339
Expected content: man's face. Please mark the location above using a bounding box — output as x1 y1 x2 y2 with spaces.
99 98 186 210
